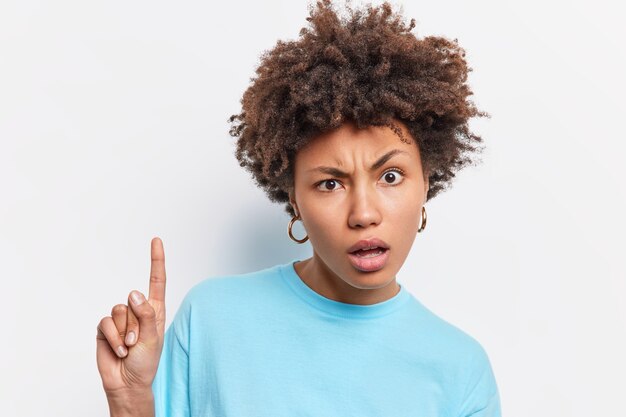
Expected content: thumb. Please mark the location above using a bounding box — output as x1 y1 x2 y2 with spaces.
128 290 158 346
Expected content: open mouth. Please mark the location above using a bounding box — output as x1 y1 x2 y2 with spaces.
351 247 388 258
347 247 390 272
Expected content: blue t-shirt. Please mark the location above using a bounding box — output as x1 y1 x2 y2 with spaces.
152 259 502 417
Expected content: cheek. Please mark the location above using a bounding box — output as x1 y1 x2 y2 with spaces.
304 213 340 240
385 189 422 215
393 207 421 233
300 204 343 244
386 195 423 234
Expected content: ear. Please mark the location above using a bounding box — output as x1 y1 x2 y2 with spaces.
423 175 429 202
289 190 299 217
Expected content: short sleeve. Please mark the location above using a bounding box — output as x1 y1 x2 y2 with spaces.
455 345 502 417
152 296 192 417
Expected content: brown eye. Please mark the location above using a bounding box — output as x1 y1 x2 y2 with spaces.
317 179 341 191
380 168 405 185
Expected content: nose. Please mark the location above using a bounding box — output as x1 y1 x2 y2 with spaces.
347 184 382 229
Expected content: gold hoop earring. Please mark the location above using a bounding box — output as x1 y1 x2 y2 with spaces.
288 214 309 243
417 206 427 233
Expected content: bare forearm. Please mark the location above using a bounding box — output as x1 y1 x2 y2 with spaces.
106 389 155 417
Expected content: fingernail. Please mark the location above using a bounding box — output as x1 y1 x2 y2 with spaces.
117 345 127 358
131 291 144 305
125 331 136 345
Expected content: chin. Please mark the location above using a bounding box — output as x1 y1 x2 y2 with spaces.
346 268 396 289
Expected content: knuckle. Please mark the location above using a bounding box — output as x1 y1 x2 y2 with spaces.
139 304 156 319
111 304 127 315
98 317 120 343
98 316 111 328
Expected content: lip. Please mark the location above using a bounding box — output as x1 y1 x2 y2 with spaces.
347 237 390 254
347 248 390 272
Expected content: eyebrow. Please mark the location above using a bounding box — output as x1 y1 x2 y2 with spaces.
307 149 409 177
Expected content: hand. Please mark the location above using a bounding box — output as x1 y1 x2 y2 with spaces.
96 237 167 396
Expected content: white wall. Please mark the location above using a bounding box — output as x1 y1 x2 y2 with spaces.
1 0 624 415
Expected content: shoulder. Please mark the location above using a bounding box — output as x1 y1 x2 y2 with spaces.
164 263 288 353
409 297 491 365
176 262 287 317
188 262 282 296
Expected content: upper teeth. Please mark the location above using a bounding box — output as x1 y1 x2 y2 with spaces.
361 246 379 250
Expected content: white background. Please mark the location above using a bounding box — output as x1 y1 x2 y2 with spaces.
1 0 625 415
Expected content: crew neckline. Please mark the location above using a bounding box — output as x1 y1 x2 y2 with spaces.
278 258 410 319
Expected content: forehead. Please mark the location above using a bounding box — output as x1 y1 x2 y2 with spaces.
296 120 419 165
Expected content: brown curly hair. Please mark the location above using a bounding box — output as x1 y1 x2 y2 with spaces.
228 0 489 218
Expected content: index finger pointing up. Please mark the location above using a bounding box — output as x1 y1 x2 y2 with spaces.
148 237 166 303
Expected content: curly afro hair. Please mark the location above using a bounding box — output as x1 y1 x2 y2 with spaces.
228 0 489 218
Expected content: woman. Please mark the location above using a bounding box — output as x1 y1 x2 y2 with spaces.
96 1 501 416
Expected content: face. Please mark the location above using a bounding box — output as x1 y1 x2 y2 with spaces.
289 119 429 305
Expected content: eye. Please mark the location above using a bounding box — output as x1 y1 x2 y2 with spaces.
380 168 405 185
315 168 405 192
316 178 342 192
